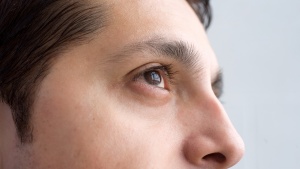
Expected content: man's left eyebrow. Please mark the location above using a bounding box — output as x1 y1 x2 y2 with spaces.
107 37 204 73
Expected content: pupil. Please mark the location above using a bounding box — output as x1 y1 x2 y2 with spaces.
144 71 161 85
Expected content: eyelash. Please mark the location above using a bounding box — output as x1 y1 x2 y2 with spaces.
132 64 176 89
129 64 224 103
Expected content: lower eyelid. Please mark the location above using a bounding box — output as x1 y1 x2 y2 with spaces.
128 79 170 99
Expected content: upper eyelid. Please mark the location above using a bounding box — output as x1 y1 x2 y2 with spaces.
133 65 165 77
106 37 205 76
133 65 170 82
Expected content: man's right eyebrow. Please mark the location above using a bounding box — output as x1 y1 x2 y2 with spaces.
106 37 205 74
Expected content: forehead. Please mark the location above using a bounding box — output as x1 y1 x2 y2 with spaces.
102 0 205 44
91 0 218 75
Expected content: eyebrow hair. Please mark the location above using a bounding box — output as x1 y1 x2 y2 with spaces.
108 36 223 97
108 37 205 74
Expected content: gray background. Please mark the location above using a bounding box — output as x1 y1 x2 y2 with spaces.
207 0 300 169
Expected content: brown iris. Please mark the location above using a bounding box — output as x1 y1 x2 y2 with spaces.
144 70 162 86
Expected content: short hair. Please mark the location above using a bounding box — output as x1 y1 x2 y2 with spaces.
0 0 211 143
187 0 212 29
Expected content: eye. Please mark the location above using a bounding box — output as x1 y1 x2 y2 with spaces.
212 71 223 99
143 70 165 88
132 64 175 91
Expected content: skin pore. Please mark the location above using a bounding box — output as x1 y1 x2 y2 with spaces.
1 0 244 168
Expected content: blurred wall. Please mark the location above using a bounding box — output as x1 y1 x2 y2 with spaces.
207 0 300 169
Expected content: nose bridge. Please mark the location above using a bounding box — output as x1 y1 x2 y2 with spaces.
202 96 237 138
182 95 245 168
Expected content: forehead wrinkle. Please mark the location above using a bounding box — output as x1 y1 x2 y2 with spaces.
107 36 205 75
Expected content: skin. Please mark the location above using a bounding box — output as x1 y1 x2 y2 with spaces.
0 0 245 168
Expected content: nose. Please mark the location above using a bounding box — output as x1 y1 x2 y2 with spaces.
182 96 245 168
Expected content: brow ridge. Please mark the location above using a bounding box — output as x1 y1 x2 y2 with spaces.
108 36 204 74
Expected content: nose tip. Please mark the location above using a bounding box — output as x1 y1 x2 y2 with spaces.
222 133 245 168
183 133 244 168
182 98 245 168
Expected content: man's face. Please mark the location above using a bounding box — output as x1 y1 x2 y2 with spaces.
2 0 244 168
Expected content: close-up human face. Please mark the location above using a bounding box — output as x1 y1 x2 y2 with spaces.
1 0 244 168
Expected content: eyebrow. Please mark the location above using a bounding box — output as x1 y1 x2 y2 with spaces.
107 36 223 95
107 37 204 74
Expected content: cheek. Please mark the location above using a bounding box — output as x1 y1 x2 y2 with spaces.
30 73 180 168
31 74 108 168
30 65 134 168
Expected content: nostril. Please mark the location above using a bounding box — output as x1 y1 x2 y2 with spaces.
203 153 226 163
